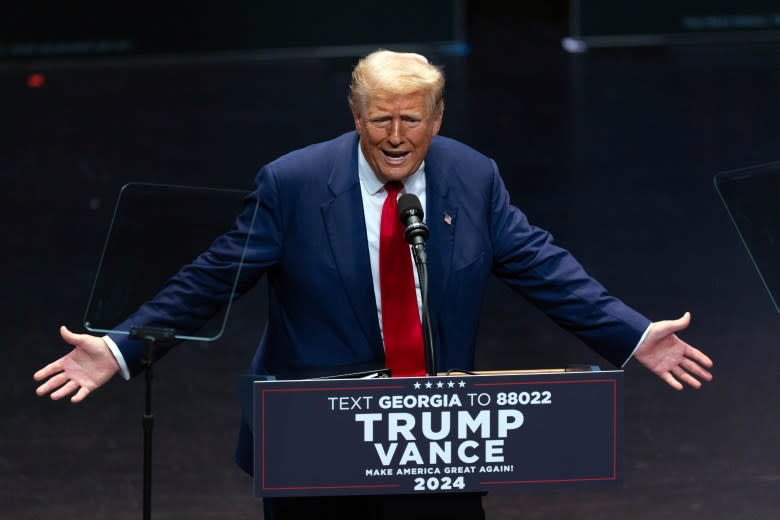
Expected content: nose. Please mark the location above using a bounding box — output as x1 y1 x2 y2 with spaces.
388 118 402 145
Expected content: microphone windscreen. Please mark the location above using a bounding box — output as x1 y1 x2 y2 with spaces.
397 193 424 221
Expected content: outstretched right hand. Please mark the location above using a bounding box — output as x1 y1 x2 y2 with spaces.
34 326 120 403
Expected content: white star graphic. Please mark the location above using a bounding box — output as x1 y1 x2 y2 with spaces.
458 380 466 388
413 381 421 389
447 381 455 388
425 381 433 389
436 381 444 389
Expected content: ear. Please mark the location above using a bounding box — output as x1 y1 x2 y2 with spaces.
351 107 363 132
432 112 443 136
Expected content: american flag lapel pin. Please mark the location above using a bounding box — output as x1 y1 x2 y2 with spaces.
443 212 452 225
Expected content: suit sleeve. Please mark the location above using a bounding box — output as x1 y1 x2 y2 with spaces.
486 161 650 367
111 167 284 377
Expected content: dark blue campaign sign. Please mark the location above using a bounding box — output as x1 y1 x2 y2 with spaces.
253 371 623 497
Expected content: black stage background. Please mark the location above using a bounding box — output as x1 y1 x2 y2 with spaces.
3 4 780 519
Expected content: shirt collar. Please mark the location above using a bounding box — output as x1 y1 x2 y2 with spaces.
357 140 425 196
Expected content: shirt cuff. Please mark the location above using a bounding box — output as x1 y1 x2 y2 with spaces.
103 335 131 380
620 323 651 368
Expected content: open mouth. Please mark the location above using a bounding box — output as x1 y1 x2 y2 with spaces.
382 150 410 164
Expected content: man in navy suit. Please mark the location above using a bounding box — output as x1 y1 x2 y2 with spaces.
35 50 713 519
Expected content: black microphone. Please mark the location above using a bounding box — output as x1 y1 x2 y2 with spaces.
397 194 430 246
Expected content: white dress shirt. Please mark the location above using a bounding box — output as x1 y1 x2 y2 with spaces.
356 142 425 343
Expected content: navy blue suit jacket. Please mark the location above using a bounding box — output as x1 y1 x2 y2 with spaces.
114 131 650 473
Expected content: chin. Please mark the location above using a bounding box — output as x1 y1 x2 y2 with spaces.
380 170 413 183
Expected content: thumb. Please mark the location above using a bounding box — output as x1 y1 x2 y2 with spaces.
651 312 691 337
59 325 88 347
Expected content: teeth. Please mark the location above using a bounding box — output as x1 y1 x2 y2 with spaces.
383 151 407 164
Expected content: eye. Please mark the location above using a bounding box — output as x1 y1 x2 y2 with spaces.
368 117 391 128
402 116 421 128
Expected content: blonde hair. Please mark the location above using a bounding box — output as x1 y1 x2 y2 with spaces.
348 49 445 117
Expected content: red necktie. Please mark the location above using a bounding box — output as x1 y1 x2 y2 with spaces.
380 182 426 377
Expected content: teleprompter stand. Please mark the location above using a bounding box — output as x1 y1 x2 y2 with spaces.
83 183 257 519
129 326 176 520
715 161 780 313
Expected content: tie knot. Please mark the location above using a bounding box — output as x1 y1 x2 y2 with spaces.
384 181 403 195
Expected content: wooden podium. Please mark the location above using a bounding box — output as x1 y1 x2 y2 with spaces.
247 369 623 497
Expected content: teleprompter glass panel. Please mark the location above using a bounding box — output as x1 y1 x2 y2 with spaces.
715 161 780 313
83 183 256 341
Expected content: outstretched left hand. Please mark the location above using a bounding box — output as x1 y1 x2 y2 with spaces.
633 312 713 390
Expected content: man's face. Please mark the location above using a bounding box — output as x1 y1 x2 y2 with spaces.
353 91 442 184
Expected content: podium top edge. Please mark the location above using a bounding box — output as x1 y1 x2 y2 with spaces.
243 368 623 384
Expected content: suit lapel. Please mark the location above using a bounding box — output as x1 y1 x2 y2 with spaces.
425 155 457 338
321 134 384 359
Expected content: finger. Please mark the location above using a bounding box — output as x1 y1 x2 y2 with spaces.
36 372 70 396
684 345 713 369
50 381 80 401
671 366 702 389
680 358 713 382
71 386 92 404
34 361 64 382
660 371 683 391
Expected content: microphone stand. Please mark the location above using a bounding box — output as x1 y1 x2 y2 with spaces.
411 244 436 376
398 193 435 377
